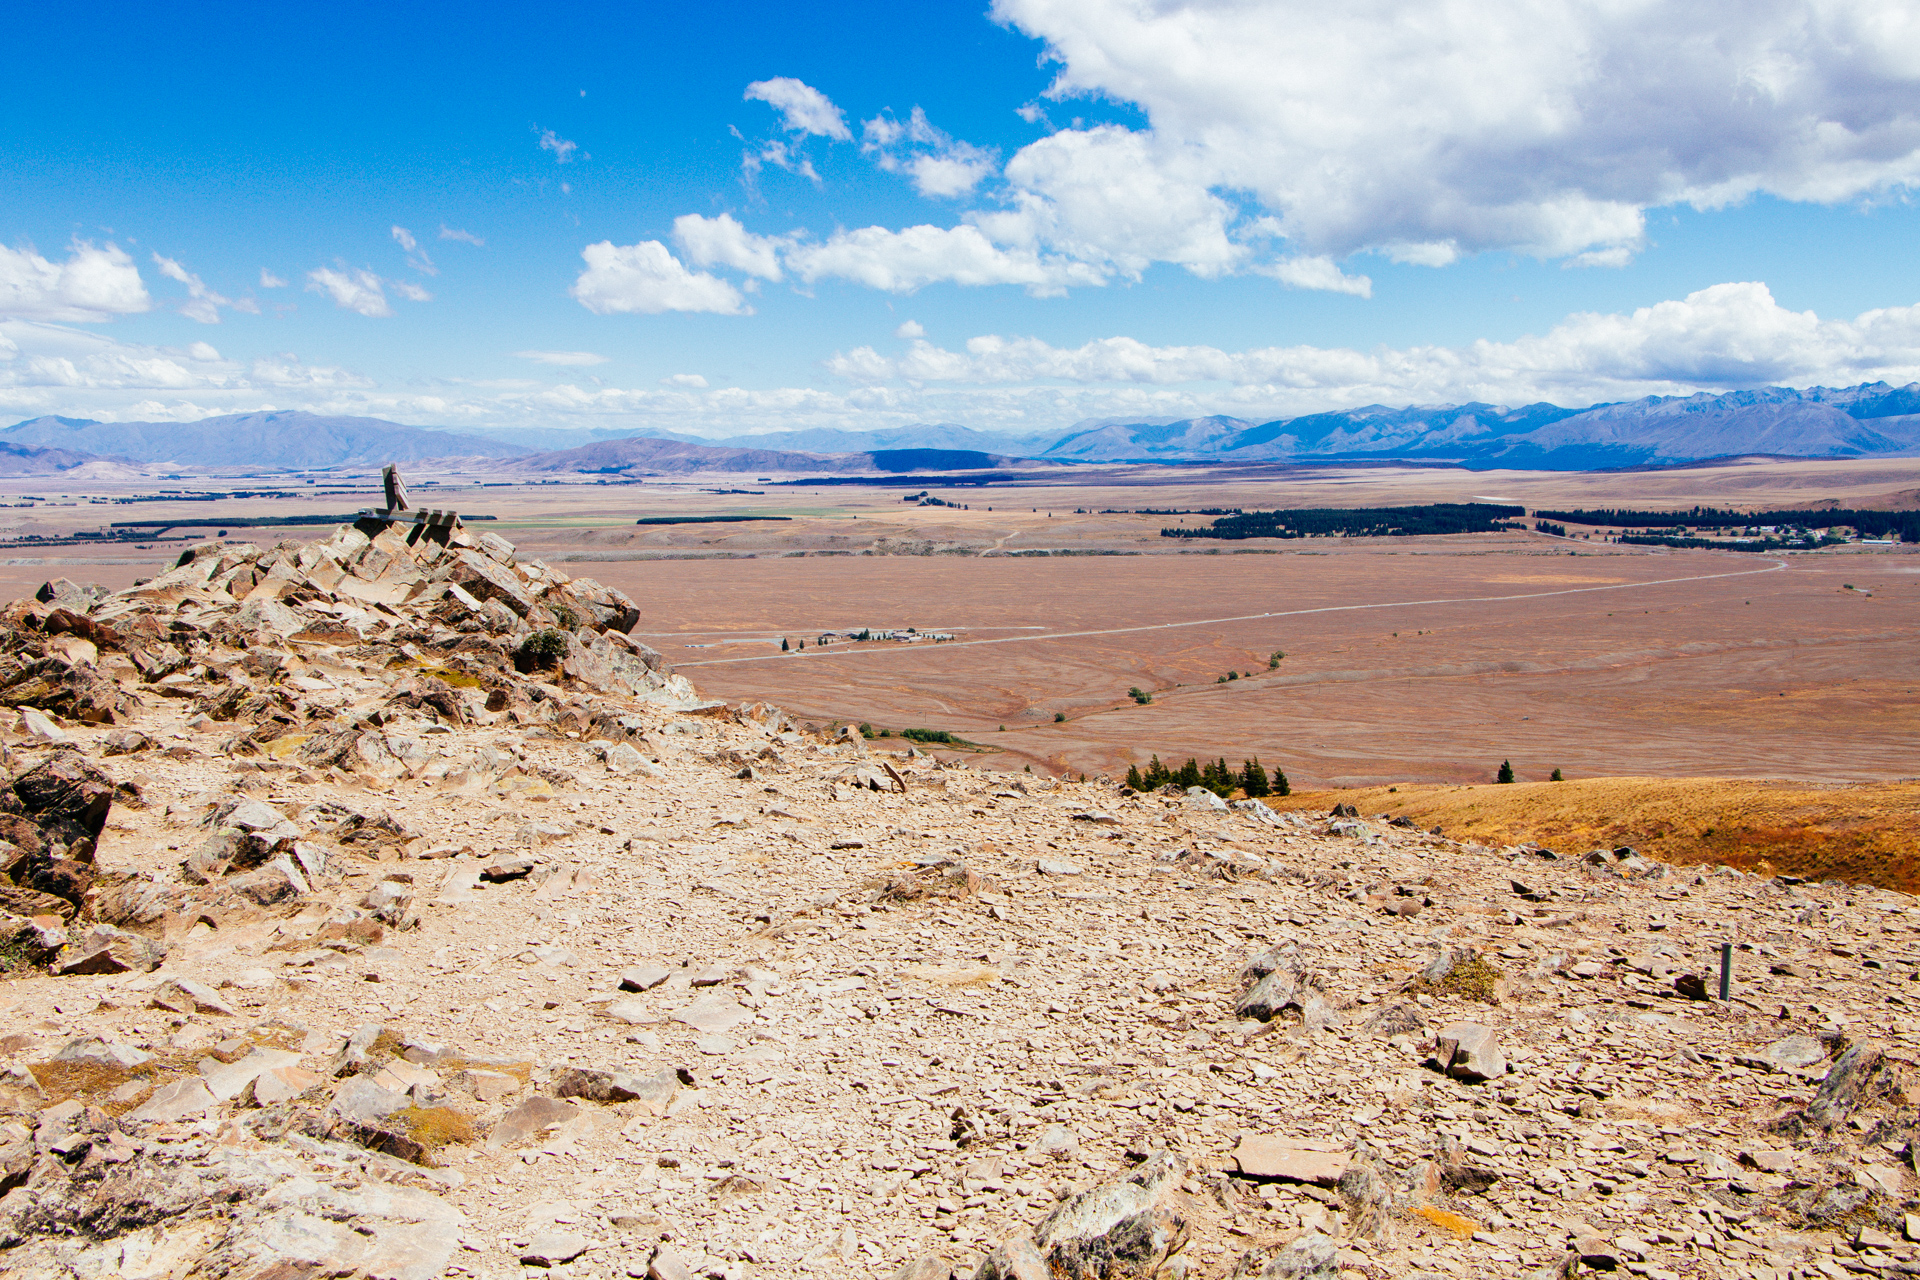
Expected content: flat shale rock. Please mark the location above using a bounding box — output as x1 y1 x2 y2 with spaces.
489 1094 577 1149
671 994 752 1033
1740 1033 1826 1073
126 1077 218 1122
1232 1135 1349 1186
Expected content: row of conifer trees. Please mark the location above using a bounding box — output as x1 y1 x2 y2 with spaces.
1125 755 1288 798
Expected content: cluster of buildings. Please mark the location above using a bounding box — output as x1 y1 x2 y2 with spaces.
814 627 956 645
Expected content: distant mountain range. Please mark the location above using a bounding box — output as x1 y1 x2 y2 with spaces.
1035 383 1920 469
7 382 1919 474
0 411 526 469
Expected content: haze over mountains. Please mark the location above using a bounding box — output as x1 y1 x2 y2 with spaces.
4 383 1918 475
0 411 524 470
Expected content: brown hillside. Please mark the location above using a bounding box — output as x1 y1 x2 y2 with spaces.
1275 775 1920 891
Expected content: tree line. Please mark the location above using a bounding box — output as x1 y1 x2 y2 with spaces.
1532 506 1920 542
1126 755 1289 798
1161 502 1527 540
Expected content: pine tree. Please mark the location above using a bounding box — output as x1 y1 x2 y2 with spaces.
1174 757 1202 789
1126 764 1144 790
1241 758 1270 797
1497 759 1515 784
781 638 790 652
1550 768 1564 782
1273 767 1290 796
1144 755 1168 787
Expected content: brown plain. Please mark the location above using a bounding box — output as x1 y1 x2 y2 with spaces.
0 453 1915 882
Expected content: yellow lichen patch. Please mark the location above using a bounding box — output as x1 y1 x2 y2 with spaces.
396 1105 477 1149
1414 1205 1479 1238
260 734 312 760
419 665 488 690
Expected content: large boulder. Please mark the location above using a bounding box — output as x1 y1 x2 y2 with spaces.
0 751 115 916
0 655 129 724
978 1152 1190 1280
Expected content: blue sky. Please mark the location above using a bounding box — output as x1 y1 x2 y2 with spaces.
4 0 1919 437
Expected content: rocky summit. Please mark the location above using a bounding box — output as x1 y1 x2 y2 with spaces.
0 516 1913 1280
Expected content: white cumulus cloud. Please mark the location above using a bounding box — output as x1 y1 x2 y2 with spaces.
537 127 579 163
662 373 708 388
0 242 150 322
673 213 787 281
259 268 287 288
824 282 1920 409
991 0 1920 264
1256 256 1372 298
785 224 1106 296
151 253 233 323
745 77 852 140
569 241 750 315
392 226 436 275
305 267 393 318
863 107 999 198
515 350 609 366
439 225 486 246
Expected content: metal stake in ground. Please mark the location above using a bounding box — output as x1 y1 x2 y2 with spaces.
1719 941 1733 1001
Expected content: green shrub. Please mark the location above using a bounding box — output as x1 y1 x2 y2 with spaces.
517 629 568 669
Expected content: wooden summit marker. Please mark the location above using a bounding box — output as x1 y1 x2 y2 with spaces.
360 463 461 528
383 463 410 512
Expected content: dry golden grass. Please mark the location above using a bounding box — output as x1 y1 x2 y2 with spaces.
1406 954 1503 1004
28 1050 199 1116
1279 777 1920 892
